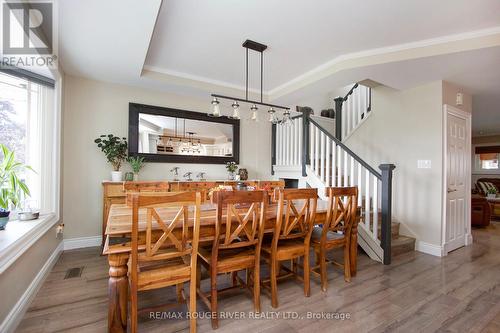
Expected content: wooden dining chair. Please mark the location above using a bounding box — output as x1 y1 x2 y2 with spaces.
123 181 169 192
197 190 268 329
129 191 202 333
311 187 358 292
261 188 317 308
257 180 285 202
170 181 217 202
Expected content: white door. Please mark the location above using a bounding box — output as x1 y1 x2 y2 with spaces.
444 110 468 253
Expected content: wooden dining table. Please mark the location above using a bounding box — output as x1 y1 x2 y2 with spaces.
102 200 359 333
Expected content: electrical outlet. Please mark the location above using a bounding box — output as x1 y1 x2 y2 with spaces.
417 160 432 169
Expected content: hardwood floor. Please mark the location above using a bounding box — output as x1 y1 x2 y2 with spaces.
16 223 500 333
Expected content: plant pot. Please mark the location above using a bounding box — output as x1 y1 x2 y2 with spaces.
0 211 10 230
111 171 123 182
228 172 236 180
487 193 497 199
133 173 139 181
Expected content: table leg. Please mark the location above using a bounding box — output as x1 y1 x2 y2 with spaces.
350 223 358 277
108 253 129 333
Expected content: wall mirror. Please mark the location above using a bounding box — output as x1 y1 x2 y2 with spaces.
129 103 239 164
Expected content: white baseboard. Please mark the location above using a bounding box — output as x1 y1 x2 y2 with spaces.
416 241 444 257
0 241 63 333
63 235 101 251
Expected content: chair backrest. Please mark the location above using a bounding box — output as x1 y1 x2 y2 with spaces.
322 187 358 241
123 181 169 193
272 188 318 248
169 181 217 201
224 180 258 189
129 191 202 272
258 180 285 201
211 190 268 251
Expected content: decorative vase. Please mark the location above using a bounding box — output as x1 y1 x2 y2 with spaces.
125 172 134 181
238 168 248 181
0 211 10 230
111 171 123 182
487 193 497 199
133 173 139 181
320 109 330 117
228 172 235 180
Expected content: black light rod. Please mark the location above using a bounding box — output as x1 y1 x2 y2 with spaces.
211 94 290 110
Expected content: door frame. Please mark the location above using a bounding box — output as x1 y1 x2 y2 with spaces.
441 104 472 256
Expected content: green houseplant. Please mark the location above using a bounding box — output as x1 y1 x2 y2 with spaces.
94 134 128 181
127 156 146 181
486 187 498 199
0 144 33 229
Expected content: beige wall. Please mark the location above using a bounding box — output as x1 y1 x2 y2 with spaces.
344 81 444 246
62 75 273 239
0 224 61 324
442 81 472 113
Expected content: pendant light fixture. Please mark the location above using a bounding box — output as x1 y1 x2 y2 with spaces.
210 40 291 124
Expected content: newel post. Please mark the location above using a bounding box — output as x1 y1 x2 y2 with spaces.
379 163 396 265
334 97 344 141
297 106 312 177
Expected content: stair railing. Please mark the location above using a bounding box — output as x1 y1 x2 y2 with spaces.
334 83 372 141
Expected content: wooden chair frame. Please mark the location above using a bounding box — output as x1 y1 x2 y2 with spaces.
311 187 358 292
123 181 169 193
261 188 318 308
129 191 201 333
196 190 268 329
169 181 217 202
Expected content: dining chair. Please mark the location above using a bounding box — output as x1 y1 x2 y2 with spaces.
310 187 358 292
123 181 169 192
170 181 217 202
197 190 268 329
257 180 285 202
261 188 317 308
129 191 202 333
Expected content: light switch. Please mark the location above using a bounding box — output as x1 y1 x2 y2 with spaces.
417 160 432 169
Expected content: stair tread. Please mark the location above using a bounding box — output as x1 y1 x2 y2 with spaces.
391 235 416 245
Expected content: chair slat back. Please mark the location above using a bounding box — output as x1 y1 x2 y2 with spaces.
123 181 169 193
130 191 202 265
170 182 217 201
258 180 285 201
274 188 318 243
212 190 267 250
323 187 358 240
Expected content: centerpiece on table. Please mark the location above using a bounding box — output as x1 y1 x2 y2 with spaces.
225 161 238 180
94 134 128 182
0 144 34 229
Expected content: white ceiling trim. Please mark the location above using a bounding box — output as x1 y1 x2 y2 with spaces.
268 26 500 100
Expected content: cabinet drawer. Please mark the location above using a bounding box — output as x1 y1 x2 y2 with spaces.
105 184 125 197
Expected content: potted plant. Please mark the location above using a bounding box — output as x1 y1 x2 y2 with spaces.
127 156 145 181
486 187 498 199
225 161 238 180
0 144 33 230
94 134 128 182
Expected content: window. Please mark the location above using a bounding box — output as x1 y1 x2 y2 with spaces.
0 71 56 214
474 146 500 172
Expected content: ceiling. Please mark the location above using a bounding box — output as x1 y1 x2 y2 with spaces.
58 0 500 134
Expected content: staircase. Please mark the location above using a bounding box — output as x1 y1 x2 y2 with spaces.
335 83 372 141
272 84 416 264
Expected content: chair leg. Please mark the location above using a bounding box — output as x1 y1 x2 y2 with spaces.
130 288 138 333
231 271 238 287
210 267 218 329
253 265 261 313
270 258 278 308
344 244 351 283
303 248 311 297
246 268 251 288
189 268 197 333
177 283 184 303
319 249 328 292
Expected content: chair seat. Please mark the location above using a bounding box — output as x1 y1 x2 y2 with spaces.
129 257 192 292
198 246 256 273
261 239 306 261
311 226 346 249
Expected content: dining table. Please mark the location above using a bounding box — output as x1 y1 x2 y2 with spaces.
102 199 360 333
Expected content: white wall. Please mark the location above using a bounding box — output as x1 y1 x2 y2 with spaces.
344 81 444 247
62 75 272 239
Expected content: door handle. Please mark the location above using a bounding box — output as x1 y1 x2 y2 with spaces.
447 188 457 193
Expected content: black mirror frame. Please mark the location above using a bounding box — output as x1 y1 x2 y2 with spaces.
128 103 240 164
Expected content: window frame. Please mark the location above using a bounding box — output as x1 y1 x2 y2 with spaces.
473 142 500 174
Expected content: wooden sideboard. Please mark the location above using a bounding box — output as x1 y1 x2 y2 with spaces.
101 180 284 248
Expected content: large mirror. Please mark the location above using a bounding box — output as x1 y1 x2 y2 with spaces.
129 103 240 164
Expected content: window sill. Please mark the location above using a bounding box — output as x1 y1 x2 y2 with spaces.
0 213 59 274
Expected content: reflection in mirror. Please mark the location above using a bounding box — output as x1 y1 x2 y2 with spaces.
138 113 234 157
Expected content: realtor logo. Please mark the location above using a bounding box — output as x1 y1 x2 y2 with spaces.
1 1 57 68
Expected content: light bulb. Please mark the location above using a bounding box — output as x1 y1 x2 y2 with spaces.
230 101 240 119
268 108 277 123
281 110 292 126
210 97 221 117
250 104 258 122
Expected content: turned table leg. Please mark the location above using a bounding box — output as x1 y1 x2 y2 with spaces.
350 223 358 277
108 253 129 333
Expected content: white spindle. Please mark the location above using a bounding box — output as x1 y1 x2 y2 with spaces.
372 176 379 240
298 118 302 166
337 145 342 186
343 151 348 186
331 142 337 187
294 119 299 164
310 123 314 171
349 156 354 186
320 132 325 182
357 163 362 207
325 138 330 187
277 126 282 165
365 169 371 231
315 127 320 175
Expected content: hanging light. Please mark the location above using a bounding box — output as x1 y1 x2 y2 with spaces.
281 109 292 127
250 104 258 121
209 97 221 117
230 101 240 119
268 108 277 123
